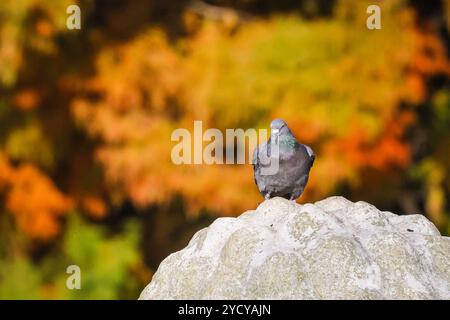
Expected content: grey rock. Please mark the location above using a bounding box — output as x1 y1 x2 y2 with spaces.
139 196 450 300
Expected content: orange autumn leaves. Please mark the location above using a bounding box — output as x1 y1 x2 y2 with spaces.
0 156 72 241
13 89 42 111
338 111 415 171
70 6 450 219
2 0 450 243
0 156 107 241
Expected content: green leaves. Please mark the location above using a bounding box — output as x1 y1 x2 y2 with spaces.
5 124 54 169
0 213 144 299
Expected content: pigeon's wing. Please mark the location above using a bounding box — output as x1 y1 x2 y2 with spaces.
303 144 315 166
252 142 266 188
252 141 269 165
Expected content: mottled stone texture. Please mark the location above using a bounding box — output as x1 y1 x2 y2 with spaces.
139 197 450 300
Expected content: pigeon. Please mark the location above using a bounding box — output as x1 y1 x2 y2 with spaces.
252 118 315 201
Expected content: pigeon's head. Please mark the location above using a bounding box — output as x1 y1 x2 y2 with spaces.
270 118 291 136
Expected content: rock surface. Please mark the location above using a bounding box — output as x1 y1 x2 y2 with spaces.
139 196 450 299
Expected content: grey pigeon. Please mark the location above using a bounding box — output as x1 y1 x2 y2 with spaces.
252 119 315 201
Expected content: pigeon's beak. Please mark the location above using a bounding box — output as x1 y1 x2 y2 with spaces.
271 129 279 135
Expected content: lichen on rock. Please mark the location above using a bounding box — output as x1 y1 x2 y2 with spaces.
139 196 450 300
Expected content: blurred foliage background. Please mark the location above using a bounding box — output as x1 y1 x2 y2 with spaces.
0 0 449 299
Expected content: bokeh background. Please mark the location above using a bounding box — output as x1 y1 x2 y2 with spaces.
0 0 449 299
